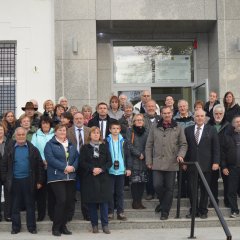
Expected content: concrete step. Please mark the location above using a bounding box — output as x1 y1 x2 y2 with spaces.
0 218 239 232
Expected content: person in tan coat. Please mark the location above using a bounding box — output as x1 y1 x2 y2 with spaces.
145 106 187 220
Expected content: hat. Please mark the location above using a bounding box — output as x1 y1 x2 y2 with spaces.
21 102 38 111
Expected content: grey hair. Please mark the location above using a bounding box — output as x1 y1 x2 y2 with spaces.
178 99 189 107
194 109 206 118
213 104 225 114
58 96 68 104
141 90 150 96
124 101 133 109
15 127 27 135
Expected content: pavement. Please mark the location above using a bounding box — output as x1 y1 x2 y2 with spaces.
0 227 239 240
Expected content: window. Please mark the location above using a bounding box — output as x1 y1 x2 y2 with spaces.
0 42 16 118
113 41 194 85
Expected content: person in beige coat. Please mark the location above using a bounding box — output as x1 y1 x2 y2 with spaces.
145 106 187 220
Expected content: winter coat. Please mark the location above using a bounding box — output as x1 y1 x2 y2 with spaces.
1 140 45 192
173 111 195 129
44 136 79 183
133 101 160 115
204 100 220 122
145 119 187 171
31 128 55 160
143 113 161 131
79 143 112 203
225 104 240 123
126 127 149 171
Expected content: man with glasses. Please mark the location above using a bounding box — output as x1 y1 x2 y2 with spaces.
133 90 160 115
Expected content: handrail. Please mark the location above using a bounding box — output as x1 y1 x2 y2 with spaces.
176 161 232 240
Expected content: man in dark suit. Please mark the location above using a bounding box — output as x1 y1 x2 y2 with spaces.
67 112 91 221
185 109 220 219
88 102 115 140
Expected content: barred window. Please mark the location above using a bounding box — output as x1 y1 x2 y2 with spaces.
0 42 16 118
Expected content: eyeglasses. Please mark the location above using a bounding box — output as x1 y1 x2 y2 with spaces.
142 95 150 97
135 119 144 122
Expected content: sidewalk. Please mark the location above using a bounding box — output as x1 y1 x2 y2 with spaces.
0 227 239 240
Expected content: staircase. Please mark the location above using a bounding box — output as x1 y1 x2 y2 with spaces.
0 181 239 232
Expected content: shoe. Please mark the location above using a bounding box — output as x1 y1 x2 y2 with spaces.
117 213 127 221
102 226 111 234
83 215 91 221
155 204 162 213
186 212 199 218
108 213 114 220
92 226 99 233
145 195 154 200
5 217 11 222
11 230 20 234
199 213 208 219
37 216 45 222
61 226 72 235
230 212 239 218
0 215 2 222
52 230 61 236
208 203 214 208
139 202 146 209
160 213 168 221
29 229 37 234
132 201 141 209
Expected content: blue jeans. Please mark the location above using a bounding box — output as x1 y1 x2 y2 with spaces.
11 177 36 231
88 203 108 227
108 174 125 215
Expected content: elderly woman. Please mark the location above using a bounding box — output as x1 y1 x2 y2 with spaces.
108 96 123 120
82 105 93 126
44 124 78 236
43 99 55 119
1 111 16 143
126 114 148 209
119 101 135 138
80 127 112 234
31 116 55 221
223 91 240 123
58 96 69 111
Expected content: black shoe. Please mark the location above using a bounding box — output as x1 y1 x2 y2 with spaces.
0 215 2 222
52 230 61 236
83 215 90 221
160 213 168 220
11 230 20 234
61 226 72 235
37 216 45 222
199 213 208 219
5 217 11 222
29 229 37 234
186 212 199 218
155 204 162 213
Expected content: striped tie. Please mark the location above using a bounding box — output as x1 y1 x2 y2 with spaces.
78 129 83 150
195 127 201 144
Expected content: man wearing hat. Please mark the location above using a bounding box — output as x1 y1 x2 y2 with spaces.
19 102 40 128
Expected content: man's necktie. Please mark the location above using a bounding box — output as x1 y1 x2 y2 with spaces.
195 127 201 144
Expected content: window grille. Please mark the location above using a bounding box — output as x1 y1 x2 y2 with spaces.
0 42 16 119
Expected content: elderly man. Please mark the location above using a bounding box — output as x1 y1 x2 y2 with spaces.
67 112 91 221
208 104 230 207
145 106 187 220
2 127 44 234
144 100 161 201
185 109 220 219
30 99 42 118
119 94 128 111
221 115 240 218
134 90 160 115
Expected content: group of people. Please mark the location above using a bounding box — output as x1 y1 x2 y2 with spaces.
0 90 240 235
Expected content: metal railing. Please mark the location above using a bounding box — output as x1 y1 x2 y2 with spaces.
176 161 232 240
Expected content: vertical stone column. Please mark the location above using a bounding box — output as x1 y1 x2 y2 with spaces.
54 0 97 109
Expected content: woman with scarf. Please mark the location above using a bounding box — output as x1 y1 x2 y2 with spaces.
126 114 149 209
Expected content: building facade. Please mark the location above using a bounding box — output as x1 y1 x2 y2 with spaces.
1 0 240 116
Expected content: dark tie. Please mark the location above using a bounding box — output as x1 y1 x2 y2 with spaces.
195 127 201 144
100 120 104 139
78 129 83 150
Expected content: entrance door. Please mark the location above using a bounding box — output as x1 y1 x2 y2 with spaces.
151 87 192 110
192 79 208 106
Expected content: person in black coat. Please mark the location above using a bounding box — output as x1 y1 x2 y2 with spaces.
221 116 240 218
208 104 230 207
223 91 240 123
88 102 115 140
185 109 220 219
2 127 45 234
204 91 220 122
80 126 112 234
